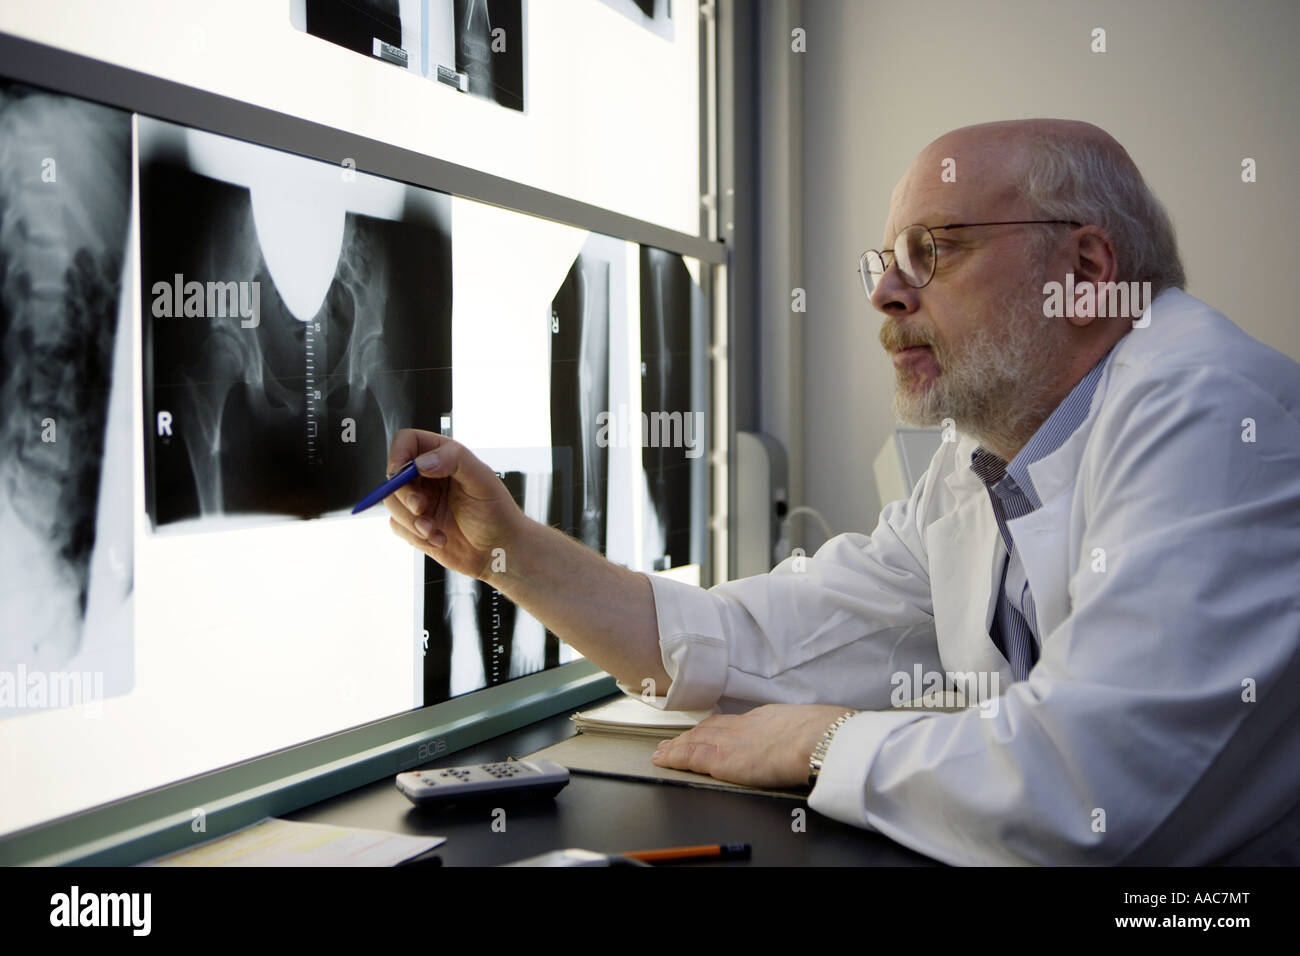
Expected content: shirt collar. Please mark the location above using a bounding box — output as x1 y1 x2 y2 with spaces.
969 348 1114 509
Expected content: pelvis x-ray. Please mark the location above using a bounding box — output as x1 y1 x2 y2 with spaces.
138 118 452 528
0 80 134 681
428 0 525 111
423 470 557 701
640 246 704 570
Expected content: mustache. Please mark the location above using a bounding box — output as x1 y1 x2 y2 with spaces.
880 322 935 352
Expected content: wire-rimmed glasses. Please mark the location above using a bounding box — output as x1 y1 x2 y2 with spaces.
858 219 1082 297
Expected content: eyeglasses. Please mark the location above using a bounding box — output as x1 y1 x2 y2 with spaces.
858 219 1082 297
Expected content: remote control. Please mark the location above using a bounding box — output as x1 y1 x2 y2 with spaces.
396 757 570 807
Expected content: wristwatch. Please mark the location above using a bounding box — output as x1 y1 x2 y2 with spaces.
808 710 858 788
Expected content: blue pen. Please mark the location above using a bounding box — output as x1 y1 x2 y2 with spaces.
351 460 421 514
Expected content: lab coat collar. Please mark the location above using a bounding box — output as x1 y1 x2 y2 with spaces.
1024 344 1119 506
934 344 1122 669
941 346 1119 507
1008 346 1120 637
928 461 1016 686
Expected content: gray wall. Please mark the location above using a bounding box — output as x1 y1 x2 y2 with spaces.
777 0 1300 547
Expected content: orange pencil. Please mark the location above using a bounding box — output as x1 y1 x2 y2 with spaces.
621 842 751 864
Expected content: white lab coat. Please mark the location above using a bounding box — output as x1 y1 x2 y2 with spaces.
625 288 1300 865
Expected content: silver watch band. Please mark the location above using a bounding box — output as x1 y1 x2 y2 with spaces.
808 710 858 788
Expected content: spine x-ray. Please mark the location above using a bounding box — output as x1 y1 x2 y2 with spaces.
423 470 556 702
0 80 134 699
138 118 452 528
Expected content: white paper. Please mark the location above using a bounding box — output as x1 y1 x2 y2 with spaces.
144 817 445 867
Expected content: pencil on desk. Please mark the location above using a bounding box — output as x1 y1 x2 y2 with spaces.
621 842 751 864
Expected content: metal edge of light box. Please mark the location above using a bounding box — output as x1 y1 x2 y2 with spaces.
0 31 726 266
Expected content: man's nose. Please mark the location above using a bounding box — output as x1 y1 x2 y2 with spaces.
869 258 921 317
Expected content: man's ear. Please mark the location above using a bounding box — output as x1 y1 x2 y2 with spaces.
1073 227 1118 284
1068 226 1119 328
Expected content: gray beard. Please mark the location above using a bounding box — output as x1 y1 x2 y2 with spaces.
892 282 1066 458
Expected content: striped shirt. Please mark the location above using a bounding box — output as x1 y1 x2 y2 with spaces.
969 350 1114 681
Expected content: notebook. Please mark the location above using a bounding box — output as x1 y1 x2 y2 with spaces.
521 696 809 800
568 696 718 740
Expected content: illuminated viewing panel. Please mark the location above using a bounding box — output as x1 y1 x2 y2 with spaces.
0 74 707 841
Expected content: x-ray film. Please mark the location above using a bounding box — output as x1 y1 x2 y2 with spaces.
422 468 559 702
0 80 134 713
138 117 452 530
291 0 425 74
428 0 525 111
601 0 674 40
640 246 704 571
549 245 613 556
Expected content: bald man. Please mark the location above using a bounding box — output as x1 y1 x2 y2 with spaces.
385 120 1300 865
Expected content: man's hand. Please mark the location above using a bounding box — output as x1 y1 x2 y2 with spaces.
651 704 858 790
384 429 526 581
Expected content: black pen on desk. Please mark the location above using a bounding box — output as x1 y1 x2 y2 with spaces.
352 460 420 514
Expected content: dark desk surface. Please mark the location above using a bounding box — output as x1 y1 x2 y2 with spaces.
283 693 939 866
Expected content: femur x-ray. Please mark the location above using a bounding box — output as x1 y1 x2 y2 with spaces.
640 246 702 570
549 251 611 556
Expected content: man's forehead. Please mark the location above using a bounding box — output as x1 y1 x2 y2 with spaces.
882 158 1022 246
882 181 976 246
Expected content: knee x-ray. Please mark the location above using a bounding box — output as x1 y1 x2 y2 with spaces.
0 81 134 689
292 0 525 111
138 118 453 528
428 0 525 111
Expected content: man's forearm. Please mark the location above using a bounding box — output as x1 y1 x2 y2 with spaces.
485 517 673 694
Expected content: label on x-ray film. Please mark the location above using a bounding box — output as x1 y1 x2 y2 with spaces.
372 38 409 68
435 64 469 92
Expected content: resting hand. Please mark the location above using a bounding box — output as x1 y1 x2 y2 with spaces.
651 703 857 790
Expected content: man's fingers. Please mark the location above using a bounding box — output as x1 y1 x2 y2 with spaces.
695 714 742 729
383 472 443 519
409 438 501 500
384 492 426 539
659 723 731 749
394 483 427 516
403 488 426 515
654 738 719 776
654 725 731 775
387 428 446 477
389 516 446 557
